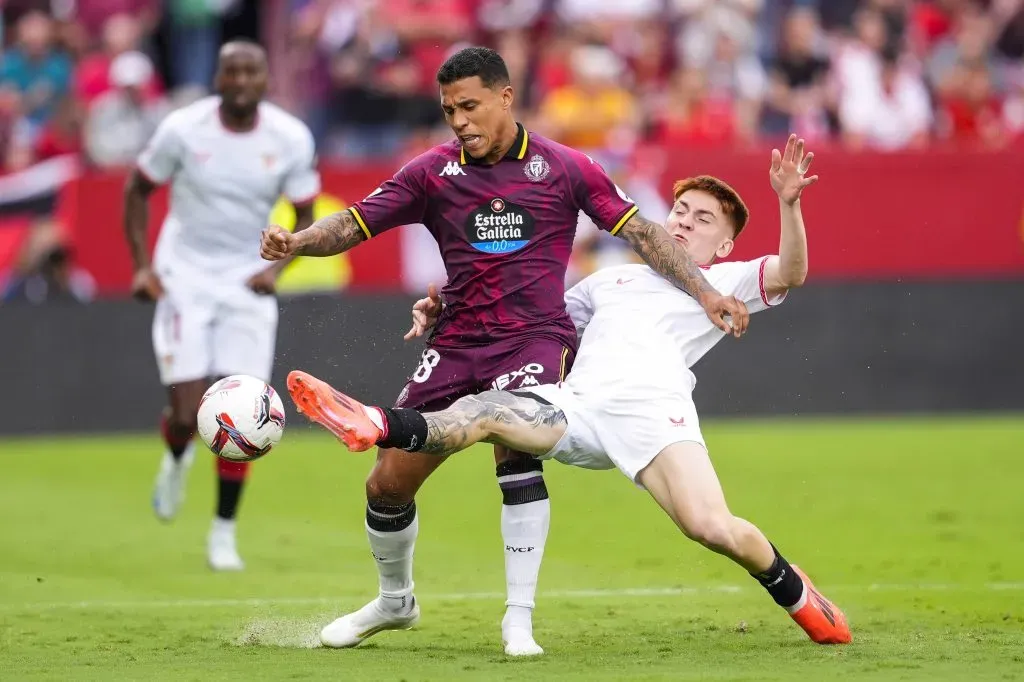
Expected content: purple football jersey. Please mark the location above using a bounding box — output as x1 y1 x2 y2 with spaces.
348 123 638 348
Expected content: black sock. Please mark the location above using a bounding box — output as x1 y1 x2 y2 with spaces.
216 478 245 520
375 407 428 452
496 458 549 505
752 544 805 608
366 500 417 532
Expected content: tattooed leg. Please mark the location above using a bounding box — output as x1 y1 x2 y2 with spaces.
420 391 567 458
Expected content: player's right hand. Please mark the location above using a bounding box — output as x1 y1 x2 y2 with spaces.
404 283 443 341
130 267 164 302
700 292 749 338
260 225 297 261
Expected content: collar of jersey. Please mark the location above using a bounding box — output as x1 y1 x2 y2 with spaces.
459 122 528 166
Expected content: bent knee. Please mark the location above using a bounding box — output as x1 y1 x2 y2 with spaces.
365 472 418 506
681 514 740 553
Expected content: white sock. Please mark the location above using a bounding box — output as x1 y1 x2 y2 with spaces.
502 498 550 629
210 517 235 536
366 514 418 612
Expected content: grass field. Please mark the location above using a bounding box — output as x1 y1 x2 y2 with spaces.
2 416 1023 681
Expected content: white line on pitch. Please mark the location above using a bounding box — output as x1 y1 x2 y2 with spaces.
3 582 1023 612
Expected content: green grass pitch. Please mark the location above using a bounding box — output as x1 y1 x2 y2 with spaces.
1 416 1023 681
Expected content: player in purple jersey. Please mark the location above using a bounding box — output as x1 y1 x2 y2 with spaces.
259 47 749 655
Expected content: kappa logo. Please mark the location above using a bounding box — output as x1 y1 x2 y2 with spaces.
439 161 466 177
523 154 550 182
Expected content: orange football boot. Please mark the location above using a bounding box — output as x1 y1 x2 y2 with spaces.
287 371 382 452
789 565 852 644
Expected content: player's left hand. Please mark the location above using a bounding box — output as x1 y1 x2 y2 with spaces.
698 291 749 339
404 283 443 341
770 134 818 205
246 268 278 295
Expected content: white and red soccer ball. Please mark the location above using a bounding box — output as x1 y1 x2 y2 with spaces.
197 375 285 462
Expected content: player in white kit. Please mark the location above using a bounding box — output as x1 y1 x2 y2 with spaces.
123 41 320 570
288 136 852 646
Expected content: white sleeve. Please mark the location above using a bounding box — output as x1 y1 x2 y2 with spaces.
564 276 596 337
713 257 787 313
282 127 321 205
136 114 182 185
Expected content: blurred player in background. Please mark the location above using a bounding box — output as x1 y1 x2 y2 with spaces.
123 41 320 571
260 46 748 655
289 135 851 646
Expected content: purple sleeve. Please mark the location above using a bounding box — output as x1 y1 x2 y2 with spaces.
569 151 639 236
348 153 430 239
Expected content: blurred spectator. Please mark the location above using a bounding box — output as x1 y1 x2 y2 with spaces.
651 67 737 147
0 12 73 137
556 0 663 48
623 20 673 114
928 7 1008 145
762 6 833 140
476 0 546 34
379 0 474 93
166 0 226 90
673 0 764 69
71 0 160 41
1 244 96 305
84 51 168 167
537 44 640 153
840 45 933 150
25 96 83 167
673 0 766 142
74 14 163 106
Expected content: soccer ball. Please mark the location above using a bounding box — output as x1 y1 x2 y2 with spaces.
197 375 286 462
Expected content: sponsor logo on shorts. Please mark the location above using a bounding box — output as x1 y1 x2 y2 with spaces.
465 198 535 254
492 362 544 390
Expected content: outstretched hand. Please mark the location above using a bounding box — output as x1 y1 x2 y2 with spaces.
770 134 818 205
404 283 443 341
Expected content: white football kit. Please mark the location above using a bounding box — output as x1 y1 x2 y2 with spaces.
137 97 321 385
527 258 786 484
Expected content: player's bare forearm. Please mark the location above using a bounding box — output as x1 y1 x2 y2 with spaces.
293 209 365 257
421 391 567 458
123 170 155 269
776 198 808 287
618 213 718 299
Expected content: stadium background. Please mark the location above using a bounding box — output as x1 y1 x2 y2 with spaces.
2 0 1022 431
2 2 1024 680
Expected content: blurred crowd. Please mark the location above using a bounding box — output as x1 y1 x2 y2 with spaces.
0 0 1020 174
278 0 1024 158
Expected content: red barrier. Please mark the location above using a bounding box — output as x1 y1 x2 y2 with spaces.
657 147 1024 279
57 148 1024 296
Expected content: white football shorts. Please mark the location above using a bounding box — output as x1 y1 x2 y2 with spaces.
524 382 707 486
151 272 278 386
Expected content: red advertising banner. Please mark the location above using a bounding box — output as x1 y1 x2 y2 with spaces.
10 148 1024 297
653 146 1024 279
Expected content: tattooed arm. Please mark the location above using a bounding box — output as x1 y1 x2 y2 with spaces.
420 391 567 458
259 208 365 261
617 213 750 337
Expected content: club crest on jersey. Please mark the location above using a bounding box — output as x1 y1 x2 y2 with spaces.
465 197 535 254
523 154 550 182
